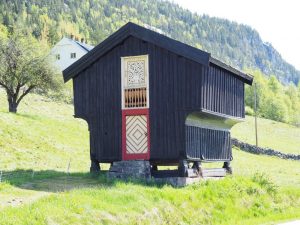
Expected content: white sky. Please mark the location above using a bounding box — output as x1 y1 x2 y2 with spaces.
171 0 300 70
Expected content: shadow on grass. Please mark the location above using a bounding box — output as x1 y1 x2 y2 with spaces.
0 110 42 121
1 169 168 193
15 113 42 121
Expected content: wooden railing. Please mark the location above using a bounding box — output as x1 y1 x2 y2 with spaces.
125 87 147 108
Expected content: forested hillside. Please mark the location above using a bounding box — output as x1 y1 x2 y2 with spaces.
0 0 299 85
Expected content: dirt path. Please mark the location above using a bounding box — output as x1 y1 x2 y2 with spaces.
0 190 50 208
0 175 101 208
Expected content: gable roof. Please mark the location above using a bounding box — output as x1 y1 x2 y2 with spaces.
74 39 94 51
63 22 253 85
51 37 94 53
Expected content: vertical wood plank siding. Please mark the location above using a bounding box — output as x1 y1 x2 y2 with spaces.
201 64 245 117
72 36 244 163
185 126 232 161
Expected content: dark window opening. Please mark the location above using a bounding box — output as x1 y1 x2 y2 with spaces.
70 53 76 59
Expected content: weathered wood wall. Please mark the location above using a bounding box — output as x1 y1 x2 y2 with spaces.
185 126 232 161
201 64 245 117
72 36 245 163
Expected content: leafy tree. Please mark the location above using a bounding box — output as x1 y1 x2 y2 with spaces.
245 70 268 110
261 96 288 122
0 24 8 39
244 69 300 126
0 33 61 113
268 75 281 94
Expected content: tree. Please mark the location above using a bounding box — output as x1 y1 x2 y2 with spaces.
268 75 281 94
262 95 288 122
0 24 8 39
0 33 61 113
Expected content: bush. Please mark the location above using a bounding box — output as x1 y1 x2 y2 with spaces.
42 75 73 104
261 96 288 123
252 173 278 195
47 87 73 104
291 113 300 127
245 106 254 116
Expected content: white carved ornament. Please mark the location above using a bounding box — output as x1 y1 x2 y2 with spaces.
121 55 149 109
127 60 146 87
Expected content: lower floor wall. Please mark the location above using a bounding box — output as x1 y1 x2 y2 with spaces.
88 120 232 163
185 125 232 161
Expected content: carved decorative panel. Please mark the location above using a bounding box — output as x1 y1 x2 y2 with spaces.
122 55 149 109
126 115 148 154
127 60 145 87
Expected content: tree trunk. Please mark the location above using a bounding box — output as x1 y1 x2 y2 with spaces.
8 97 18 113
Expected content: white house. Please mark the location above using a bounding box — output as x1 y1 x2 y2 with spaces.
50 37 94 71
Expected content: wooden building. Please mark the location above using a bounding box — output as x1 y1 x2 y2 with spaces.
63 22 253 176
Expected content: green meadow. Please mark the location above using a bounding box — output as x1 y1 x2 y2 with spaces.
232 116 300 155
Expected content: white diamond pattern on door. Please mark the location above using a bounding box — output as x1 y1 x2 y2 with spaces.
126 115 148 154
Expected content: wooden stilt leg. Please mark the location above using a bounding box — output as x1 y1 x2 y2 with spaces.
192 161 202 177
90 160 101 173
223 161 232 174
151 164 158 171
178 160 188 177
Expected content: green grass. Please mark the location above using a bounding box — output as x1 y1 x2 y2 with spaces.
0 89 90 171
215 148 300 188
0 174 299 225
232 116 300 155
0 89 299 224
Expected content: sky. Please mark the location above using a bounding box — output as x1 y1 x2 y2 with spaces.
171 0 300 70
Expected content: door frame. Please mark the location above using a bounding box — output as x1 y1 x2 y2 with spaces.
122 108 150 160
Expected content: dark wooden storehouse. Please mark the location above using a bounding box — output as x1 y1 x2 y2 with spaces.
63 22 253 176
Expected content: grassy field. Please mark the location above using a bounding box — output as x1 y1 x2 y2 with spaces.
0 173 299 225
0 90 89 172
215 148 300 188
0 89 299 224
232 116 300 155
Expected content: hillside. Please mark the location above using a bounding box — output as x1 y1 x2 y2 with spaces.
232 116 300 155
0 0 299 84
0 91 300 224
0 90 89 172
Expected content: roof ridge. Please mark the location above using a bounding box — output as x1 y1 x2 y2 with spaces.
63 22 252 85
61 37 94 51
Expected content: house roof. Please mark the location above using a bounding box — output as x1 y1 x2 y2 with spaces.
63 22 253 85
58 37 94 52
74 40 94 51
50 37 94 54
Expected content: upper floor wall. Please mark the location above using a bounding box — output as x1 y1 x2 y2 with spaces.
72 36 246 120
201 63 245 118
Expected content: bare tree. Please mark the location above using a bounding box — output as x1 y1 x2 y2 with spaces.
0 34 60 113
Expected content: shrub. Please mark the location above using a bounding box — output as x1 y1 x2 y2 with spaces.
252 173 278 195
261 95 288 123
245 106 254 116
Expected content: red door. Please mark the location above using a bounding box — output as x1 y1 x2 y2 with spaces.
122 109 150 160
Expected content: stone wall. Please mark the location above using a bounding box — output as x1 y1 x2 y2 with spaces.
231 138 300 160
108 160 151 179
